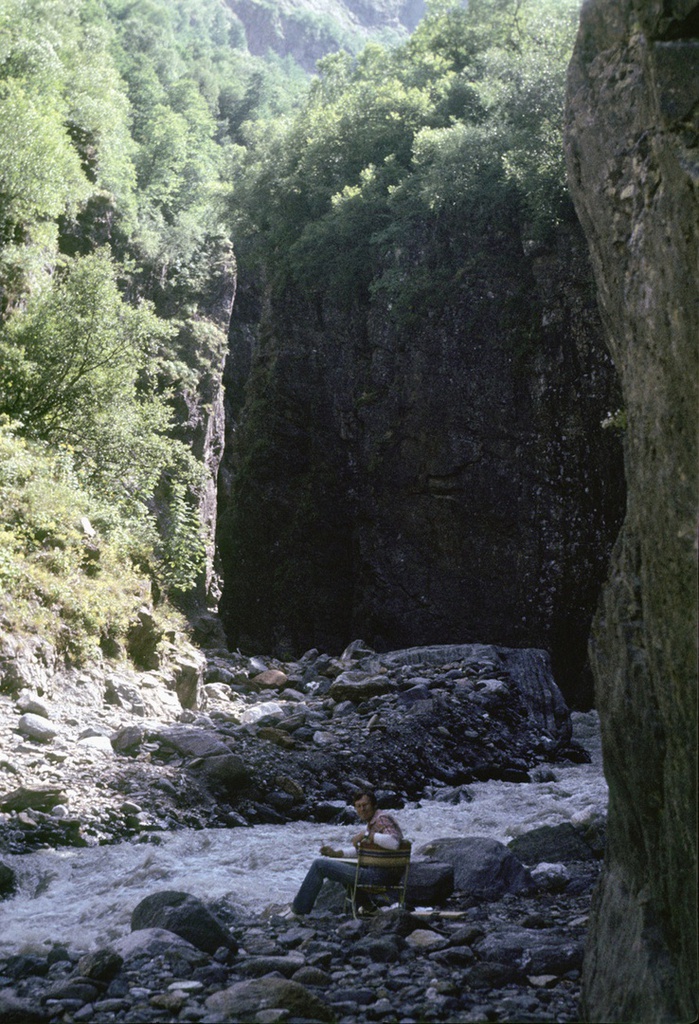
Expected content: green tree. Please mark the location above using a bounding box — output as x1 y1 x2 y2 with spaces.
0 249 178 495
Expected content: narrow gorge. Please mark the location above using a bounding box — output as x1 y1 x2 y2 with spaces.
0 1 696 1022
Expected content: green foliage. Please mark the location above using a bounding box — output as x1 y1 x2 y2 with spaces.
0 0 585 660
0 249 180 496
237 0 582 309
0 0 305 636
0 419 162 661
158 482 207 593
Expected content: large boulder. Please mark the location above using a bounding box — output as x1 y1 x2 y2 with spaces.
17 714 58 743
565 2 698 1021
206 977 334 1022
508 822 601 865
416 837 533 898
475 924 584 975
191 753 250 799
130 891 237 955
405 860 454 907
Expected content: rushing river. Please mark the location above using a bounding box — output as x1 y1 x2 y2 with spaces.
0 712 606 956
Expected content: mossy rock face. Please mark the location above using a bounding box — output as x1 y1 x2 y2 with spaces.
565 3 698 1021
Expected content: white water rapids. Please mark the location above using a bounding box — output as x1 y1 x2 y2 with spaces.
0 712 606 957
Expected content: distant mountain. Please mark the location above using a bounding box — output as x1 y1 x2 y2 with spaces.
226 0 427 70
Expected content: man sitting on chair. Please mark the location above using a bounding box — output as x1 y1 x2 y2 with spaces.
288 790 404 916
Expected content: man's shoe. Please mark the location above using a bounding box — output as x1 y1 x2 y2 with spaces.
279 905 304 920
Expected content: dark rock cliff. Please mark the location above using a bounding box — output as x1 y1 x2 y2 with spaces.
219 211 625 707
565 1 698 1020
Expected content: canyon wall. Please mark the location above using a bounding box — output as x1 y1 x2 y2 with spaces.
564 0 698 1019
219 214 625 707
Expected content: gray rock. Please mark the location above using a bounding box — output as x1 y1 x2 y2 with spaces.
130 891 237 954
154 726 230 759
416 837 533 898
350 934 403 962
17 713 58 742
476 925 584 975
15 694 50 718
0 991 50 1022
111 927 197 959
405 860 454 906
341 640 376 662
0 786 65 813
191 753 249 799
77 734 113 754
238 952 305 978
328 671 395 702
0 862 16 898
531 862 571 892
240 701 284 725
171 652 204 709
398 685 432 705
291 965 331 986
110 724 145 753
508 822 600 864
46 978 100 1003
76 949 123 982
205 976 334 1021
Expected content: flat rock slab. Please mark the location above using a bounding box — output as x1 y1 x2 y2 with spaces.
0 786 65 813
475 924 584 974
153 727 231 759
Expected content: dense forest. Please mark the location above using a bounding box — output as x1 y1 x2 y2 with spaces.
0 0 593 665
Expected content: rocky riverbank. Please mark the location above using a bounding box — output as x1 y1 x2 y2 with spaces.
0 632 587 853
1 631 604 1022
1 826 602 1024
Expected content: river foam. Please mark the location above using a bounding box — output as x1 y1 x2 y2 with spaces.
0 712 606 955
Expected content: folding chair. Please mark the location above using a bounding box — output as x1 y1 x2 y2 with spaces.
347 840 411 919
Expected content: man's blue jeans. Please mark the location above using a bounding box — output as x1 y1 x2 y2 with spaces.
292 856 401 915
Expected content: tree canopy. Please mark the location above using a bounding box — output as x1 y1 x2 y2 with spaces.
0 0 583 658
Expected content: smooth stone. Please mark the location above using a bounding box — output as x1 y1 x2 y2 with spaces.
77 735 113 754
206 977 333 1022
17 714 58 742
240 702 284 725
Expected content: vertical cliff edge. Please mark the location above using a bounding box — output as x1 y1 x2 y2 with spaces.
564 0 698 1019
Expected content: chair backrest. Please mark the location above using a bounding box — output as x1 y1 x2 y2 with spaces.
356 841 411 870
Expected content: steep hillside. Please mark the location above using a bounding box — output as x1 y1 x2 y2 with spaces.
227 0 425 69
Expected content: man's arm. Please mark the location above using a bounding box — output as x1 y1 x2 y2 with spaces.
320 844 355 857
370 831 399 850
366 811 402 849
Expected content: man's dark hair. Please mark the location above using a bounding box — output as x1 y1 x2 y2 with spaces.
352 790 377 807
